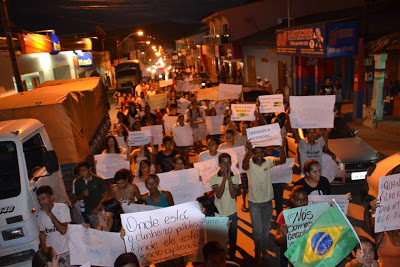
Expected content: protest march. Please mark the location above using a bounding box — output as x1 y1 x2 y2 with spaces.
32 73 399 267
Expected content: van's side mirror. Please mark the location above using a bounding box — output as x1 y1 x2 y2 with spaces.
42 150 59 173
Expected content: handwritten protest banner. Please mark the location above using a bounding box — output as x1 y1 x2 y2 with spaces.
217 84 242 100
308 195 349 215
157 169 206 204
94 154 129 179
122 203 161 213
172 125 193 146
219 145 245 173
178 97 190 114
128 130 151 146
271 158 295 184
375 173 400 232
177 81 201 92
142 125 163 145
194 155 240 189
289 96 335 128
163 116 177 133
68 224 125 266
231 104 256 121
197 87 218 101
259 94 285 113
246 123 282 147
284 202 330 248
148 93 168 110
205 115 224 135
159 79 173 87
121 201 206 266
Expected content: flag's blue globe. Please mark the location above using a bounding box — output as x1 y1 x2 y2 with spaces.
311 232 333 255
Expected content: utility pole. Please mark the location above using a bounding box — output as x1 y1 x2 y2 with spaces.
287 0 295 96
0 0 24 92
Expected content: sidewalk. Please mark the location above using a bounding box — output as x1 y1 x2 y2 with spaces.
342 103 400 157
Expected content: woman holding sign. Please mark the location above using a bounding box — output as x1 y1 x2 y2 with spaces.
294 159 331 196
141 173 174 207
102 135 127 155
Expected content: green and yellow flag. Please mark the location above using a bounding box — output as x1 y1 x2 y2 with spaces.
284 205 359 267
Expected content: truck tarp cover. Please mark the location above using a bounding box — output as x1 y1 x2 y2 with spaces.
0 78 108 165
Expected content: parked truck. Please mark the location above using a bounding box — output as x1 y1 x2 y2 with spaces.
0 78 110 266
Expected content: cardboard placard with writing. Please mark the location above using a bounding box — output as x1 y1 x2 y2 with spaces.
289 96 335 128
159 79 173 87
271 158 295 184
205 115 224 135
148 93 168 110
94 154 130 179
128 130 152 146
259 94 285 113
231 104 256 121
197 87 218 101
283 202 330 248
375 173 400 232
142 125 163 145
308 195 349 215
246 123 282 147
121 201 206 266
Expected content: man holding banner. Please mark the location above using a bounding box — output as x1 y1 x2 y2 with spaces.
242 139 286 263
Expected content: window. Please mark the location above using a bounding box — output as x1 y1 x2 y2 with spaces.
0 141 21 199
23 134 45 180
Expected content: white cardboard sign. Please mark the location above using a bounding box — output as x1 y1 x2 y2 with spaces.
142 125 163 145
271 158 295 184
205 115 224 135
177 81 200 92
246 123 282 147
159 79 173 87
128 130 152 146
121 201 206 266
217 84 242 100
157 168 206 204
231 104 256 121
171 125 193 146
68 224 125 266
163 116 178 133
121 203 161 213
289 96 335 129
375 173 400 233
94 154 130 179
308 194 350 215
259 94 285 113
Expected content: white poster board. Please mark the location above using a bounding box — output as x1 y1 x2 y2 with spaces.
375 173 400 232
271 158 295 184
321 153 339 183
142 125 163 145
219 145 246 173
128 130 151 146
217 84 242 100
205 115 224 135
163 116 177 133
157 169 206 204
68 224 125 266
94 154 130 179
121 203 161 213
308 195 349 215
246 123 282 147
289 96 335 128
171 125 193 146
121 201 206 266
159 79 173 87
284 202 330 248
178 97 190 114
231 104 256 121
177 81 200 92
259 94 285 113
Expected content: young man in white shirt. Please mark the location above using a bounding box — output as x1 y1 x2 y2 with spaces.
37 185 71 267
198 136 221 162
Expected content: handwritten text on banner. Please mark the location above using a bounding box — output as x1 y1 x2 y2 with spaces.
128 130 151 146
94 154 129 179
231 104 256 121
121 201 206 266
259 94 285 113
289 95 335 128
375 173 400 233
246 123 282 147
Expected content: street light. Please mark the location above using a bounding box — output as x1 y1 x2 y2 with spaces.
146 41 150 45
117 30 144 63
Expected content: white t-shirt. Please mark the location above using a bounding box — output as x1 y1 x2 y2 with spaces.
198 151 221 162
218 143 239 150
38 203 71 255
298 136 326 172
147 90 156 96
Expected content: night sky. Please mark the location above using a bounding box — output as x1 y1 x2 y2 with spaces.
8 0 248 35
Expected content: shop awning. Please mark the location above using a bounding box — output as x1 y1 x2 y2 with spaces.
369 32 400 54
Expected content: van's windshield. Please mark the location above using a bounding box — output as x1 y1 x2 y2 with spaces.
0 141 21 200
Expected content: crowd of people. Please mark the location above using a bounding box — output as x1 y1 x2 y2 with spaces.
32 72 398 267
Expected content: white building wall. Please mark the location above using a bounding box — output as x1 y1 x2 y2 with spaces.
0 51 76 93
243 45 290 91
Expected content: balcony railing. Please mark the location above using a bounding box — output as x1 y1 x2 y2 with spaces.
203 34 230 45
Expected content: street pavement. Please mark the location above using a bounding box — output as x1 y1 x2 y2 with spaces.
106 92 397 267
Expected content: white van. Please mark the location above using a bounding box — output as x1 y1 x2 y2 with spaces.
0 119 70 266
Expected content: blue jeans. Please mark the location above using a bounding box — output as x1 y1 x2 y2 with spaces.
249 200 273 257
228 212 238 260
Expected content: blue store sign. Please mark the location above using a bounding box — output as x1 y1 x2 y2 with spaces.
276 25 326 58
77 52 93 67
326 21 359 57
49 32 61 54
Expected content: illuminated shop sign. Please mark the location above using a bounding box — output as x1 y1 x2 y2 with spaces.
77 52 93 67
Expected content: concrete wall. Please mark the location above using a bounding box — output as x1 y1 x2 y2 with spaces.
0 51 76 93
243 45 290 91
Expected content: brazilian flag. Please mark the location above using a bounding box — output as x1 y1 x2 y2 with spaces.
284 205 359 267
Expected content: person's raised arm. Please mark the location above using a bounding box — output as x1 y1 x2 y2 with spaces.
274 138 287 166
322 128 332 143
242 141 253 171
287 112 301 143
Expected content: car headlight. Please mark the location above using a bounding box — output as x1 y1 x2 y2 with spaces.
2 227 24 241
338 163 345 170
